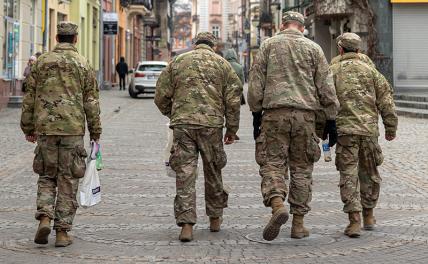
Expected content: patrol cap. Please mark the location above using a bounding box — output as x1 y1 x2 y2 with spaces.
57 21 78 36
282 11 305 25
194 32 217 46
337 32 361 50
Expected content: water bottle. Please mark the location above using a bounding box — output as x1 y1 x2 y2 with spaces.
322 139 332 162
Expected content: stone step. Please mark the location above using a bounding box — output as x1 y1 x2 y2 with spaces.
395 100 428 110
394 94 428 102
7 96 23 108
396 107 428 119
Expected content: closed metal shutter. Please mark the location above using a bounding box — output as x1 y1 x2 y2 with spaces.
393 4 428 90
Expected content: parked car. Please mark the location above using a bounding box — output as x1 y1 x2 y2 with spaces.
128 61 168 98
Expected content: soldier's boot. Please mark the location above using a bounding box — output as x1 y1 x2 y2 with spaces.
290 215 310 239
263 197 289 241
34 216 51 244
344 212 361 238
363 208 376 230
179 224 193 242
55 230 73 247
210 217 223 232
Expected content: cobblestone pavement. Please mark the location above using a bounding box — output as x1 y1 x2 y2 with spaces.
1 89 428 264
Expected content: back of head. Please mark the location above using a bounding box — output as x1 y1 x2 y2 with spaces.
57 21 78 44
282 11 305 31
194 32 217 48
337 32 361 53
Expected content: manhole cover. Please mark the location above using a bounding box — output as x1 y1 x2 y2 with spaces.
244 232 335 245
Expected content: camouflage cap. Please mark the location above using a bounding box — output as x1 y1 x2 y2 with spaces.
194 32 217 46
338 32 361 50
282 11 305 25
57 21 78 35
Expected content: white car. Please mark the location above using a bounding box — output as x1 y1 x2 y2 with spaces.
128 61 168 98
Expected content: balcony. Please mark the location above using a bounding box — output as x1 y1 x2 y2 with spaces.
314 0 352 18
121 0 153 10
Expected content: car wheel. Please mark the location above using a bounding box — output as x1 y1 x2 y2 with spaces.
129 85 138 98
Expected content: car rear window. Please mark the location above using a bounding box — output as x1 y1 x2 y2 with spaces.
138 65 166 72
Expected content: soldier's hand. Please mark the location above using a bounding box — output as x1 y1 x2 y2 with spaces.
224 133 235 145
385 132 396 141
25 134 37 143
252 111 263 140
90 134 100 143
322 120 337 147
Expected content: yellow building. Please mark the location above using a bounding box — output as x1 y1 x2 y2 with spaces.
45 0 71 51
69 0 100 72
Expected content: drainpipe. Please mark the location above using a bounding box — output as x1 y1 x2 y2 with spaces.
99 0 104 88
43 0 49 52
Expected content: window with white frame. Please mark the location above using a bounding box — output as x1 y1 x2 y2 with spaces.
212 25 220 38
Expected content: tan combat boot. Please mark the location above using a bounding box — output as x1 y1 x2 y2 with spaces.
34 216 51 244
291 215 310 239
363 208 376 230
210 217 223 232
179 224 193 242
263 197 289 241
55 230 73 247
344 212 361 238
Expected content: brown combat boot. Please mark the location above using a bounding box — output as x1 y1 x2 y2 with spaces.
263 197 289 241
179 224 193 242
55 230 73 247
291 215 310 239
363 208 376 230
344 212 361 238
210 217 223 232
34 216 51 244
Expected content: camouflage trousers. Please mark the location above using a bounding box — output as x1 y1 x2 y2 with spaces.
170 126 228 226
256 108 321 215
33 135 87 231
335 135 383 213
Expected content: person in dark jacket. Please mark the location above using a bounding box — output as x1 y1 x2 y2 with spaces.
116 57 129 90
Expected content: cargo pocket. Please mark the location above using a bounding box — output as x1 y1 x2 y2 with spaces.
371 139 384 166
255 134 267 166
335 145 343 171
306 134 321 163
169 142 179 171
71 145 87 178
33 145 44 175
214 145 227 170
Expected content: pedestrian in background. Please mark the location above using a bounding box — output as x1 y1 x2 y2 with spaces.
223 48 246 105
22 55 37 93
21 21 101 247
330 33 397 238
248 11 339 241
116 56 129 91
155 32 242 242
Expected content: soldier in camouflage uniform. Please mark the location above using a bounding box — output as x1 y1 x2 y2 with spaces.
330 34 376 68
330 33 397 238
21 22 101 247
248 11 339 241
155 32 242 242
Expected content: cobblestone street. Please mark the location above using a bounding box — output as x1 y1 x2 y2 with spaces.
1 90 428 264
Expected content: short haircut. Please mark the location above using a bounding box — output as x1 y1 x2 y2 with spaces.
341 46 358 53
283 21 304 28
57 34 76 43
195 39 214 48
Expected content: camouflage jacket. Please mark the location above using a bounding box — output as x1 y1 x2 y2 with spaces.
330 53 398 137
331 52 376 68
155 44 242 134
21 43 101 137
248 28 339 119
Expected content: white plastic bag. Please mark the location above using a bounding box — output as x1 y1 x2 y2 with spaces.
164 124 176 178
79 144 101 207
